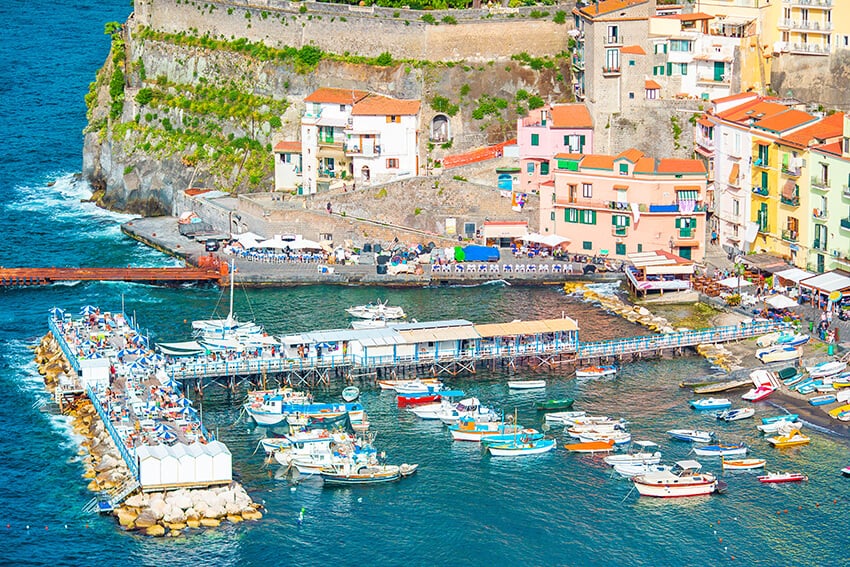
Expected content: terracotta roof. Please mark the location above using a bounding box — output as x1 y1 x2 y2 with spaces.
540 180 556 187
550 104 593 129
616 148 645 163
657 159 706 174
814 140 843 157
633 157 657 173
304 87 368 105
273 141 301 153
554 153 584 160
645 79 661 90
580 155 615 170
621 45 647 55
717 100 791 126
780 112 844 147
711 92 758 105
351 94 420 116
697 116 713 127
754 109 816 133
577 0 647 17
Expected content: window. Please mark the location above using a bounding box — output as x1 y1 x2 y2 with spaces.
676 216 695 237
612 214 630 227
386 158 399 169
583 241 593 250
646 88 657 100
579 210 596 224
565 208 579 223
629 60 635 66
563 135 586 153
339 104 346 112
732 199 740 217
550 211 555 221
319 233 333 242
581 183 592 198
637 243 643 253
654 43 667 54
540 162 550 175
606 49 620 71
653 65 665 76
386 115 400 123
551 192 556 203
761 171 768 191
527 162 535 174
531 133 539 146
558 158 579 171
680 63 688 75
619 163 629 175
615 243 626 255
669 40 691 52
628 92 635 99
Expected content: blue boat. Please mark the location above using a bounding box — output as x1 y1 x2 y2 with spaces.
777 333 810 347
689 398 732 411
761 414 798 425
810 394 837 406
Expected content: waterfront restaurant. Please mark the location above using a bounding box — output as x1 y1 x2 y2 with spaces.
798 270 850 309
472 318 579 357
624 250 694 298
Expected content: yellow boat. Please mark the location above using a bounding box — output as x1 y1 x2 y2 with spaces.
832 380 850 389
829 404 850 418
766 430 811 448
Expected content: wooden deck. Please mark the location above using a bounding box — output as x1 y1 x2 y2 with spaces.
0 267 222 286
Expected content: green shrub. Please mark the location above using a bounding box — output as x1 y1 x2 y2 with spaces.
375 51 393 66
135 87 154 106
527 95 544 110
269 116 282 128
442 16 457 24
430 96 459 117
421 14 436 24
553 10 566 24
460 84 470 98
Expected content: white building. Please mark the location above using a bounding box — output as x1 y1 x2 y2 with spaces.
346 94 421 185
273 141 303 193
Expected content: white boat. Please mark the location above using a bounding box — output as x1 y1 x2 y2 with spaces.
448 420 535 442
350 317 388 329
394 379 444 395
377 378 441 392
543 411 587 425
667 429 713 443
259 437 290 454
756 332 780 348
807 361 847 379
487 436 556 457
632 460 720 498
603 441 661 466
721 458 766 470
578 431 632 445
693 443 748 457
193 259 263 340
566 422 624 438
346 300 406 320
575 365 617 378
756 346 801 364
715 408 755 422
613 463 671 478
507 380 546 390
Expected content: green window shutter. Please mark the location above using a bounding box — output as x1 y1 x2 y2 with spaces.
637 243 643 253
616 243 626 255
550 211 555 221
583 241 593 250
579 135 586 151
782 153 789 168
675 218 682 228
531 133 539 146
667 62 672 75
681 63 688 75
619 163 628 174
653 66 658 76
557 159 568 170
566 160 579 171
540 162 549 175
563 135 569 146
589 210 596 224
624 216 630 227
761 171 768 189
612 215 618 226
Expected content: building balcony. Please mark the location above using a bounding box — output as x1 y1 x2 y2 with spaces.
781 166 801 177
758 223 770 234
812 238 828 251
811 176 830 190
571 55 585 71
602 66 621 76
696 76 730 86
695 135 714 151
781 195 800 207
344 144 381 157
782 229 799 242
813 208 828 221
752 158 769 169
780 19 833 32
843 185 850 198
612 226 628 237
779 42 830 55
783 0 832 7
604 35 624 46
318 138 344 149
841 218 850 231
752 186 769 197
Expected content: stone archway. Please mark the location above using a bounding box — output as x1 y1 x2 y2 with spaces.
430 114 451 143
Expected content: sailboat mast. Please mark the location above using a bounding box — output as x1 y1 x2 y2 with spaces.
228 258 235 321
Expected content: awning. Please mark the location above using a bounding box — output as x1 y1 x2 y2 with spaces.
765 294 799 309
474 317 579 338
674 239 700 248
157 341 206 356
756 140 771 146
481 222 528 239
781 179 796 199
675 187 700 200
718 276 754 288
800 271 850 293
744 222 759 244
728 163 739 185
613 184 629 190
740 253 788 273
397 326 480 343
773 267 814 285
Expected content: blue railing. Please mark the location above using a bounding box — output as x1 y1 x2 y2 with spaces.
86 385 139 480
47 317 80 373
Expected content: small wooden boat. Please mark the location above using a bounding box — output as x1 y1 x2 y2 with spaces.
757 420 802 434
632 460 719 498
782 373 805 387
377 378 441 391
575 365 617 378
810 394 837 406
543 411 587 425
321 463 403 485
689 398 732 411
778 333 809 347
507 380 546 390
715 408 755 422
757 345 802 363
667 429 713 443
259 437 291 454
766 430 811 448
757 472 807 484
399 463 419 477
603 441 661 466
564 439 615 453
762 414 798 425
578 431 632 445
693 378 751 395
534 398 575 411
828 404 850 419
722 458 766 470
487 436 556 457
756 332 781 348
693 443 747 457
742 385 775 402
831 373 850 389
341 386 360 402
397 393 442 408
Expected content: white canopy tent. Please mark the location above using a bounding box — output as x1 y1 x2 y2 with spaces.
773 267 813 287
765 294 799 309
254 236 292 250
718 276 754 289
287 238 324 250
519 233 571 248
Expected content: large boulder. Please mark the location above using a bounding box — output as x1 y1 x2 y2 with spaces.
134 510 159 529
116 508 138 528
199 518 220 528
148 498 167 521
162 504 186 524
166 489 193 511
124 493 149 508
146 524 166 537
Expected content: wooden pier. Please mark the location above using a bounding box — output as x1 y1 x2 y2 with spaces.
162 320 789 389
0 266 222 287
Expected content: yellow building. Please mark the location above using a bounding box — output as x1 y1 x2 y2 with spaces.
777 0 850 55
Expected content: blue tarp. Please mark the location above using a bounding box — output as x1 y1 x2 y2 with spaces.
461 245 500 262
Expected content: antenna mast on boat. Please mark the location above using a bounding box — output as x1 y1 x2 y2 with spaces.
227 258 235 322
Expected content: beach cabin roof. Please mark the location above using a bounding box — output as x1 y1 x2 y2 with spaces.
474 318 579 338
397 325 480 343
800 271 850 293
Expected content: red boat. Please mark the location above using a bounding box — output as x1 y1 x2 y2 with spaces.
397 394 441 408
757 472 808 484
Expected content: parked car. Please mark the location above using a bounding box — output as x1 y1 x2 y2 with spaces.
205 239 220 252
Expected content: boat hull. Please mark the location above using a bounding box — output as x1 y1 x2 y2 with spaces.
633 478 717 498
397 394 441 408
507 380 546 389
758 473 807 484
564 440 614 453
534 399 575 411
722 459 766 470
487 438 556 456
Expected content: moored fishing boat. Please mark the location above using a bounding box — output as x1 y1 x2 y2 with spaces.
715 408 755 422
722 458 766 470
564 439 615 453
689 398 732 411
566 421 624 438
777 333 809 347
667 429 713 443
575 365 617 378
486 435 556 457
841 465 850 477
507 379 546 389
810 394 837 406
612 463 672 479
543 411 587 425
377 378 441 391
742 385 775 402
320 461 411 486
342 386 360 402
397 392 442 408
578 430 632 445
756 345 801 364
757 420 802 434
603 441 661 466
757 472 807 484
693 443 747 457
807 360 847 379
394 379 445 395
345 300 406 320
762 413 799 425
534 398 575 411
448 418 531 442
632 460 720 498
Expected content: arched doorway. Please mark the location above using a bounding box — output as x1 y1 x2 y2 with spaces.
430 114 450 142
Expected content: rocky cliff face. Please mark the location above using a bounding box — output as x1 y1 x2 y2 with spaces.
83 16 571 215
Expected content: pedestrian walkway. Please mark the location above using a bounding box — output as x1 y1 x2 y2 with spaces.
441 139 516 169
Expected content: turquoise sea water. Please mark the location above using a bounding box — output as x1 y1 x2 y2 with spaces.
1 2 847 564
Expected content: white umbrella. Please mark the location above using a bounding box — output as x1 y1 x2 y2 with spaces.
717 276 754 289
765 294 799 309
80 305 97 315
255 237 291 250
288 239 323 250
48 307 65 318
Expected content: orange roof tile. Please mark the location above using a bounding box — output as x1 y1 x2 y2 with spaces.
616 148 645 163
645 79 661 90
550 104 593 129
633 157 657 173
697 116 713 127
621 45 647 55
351 94 420 116
754 109 816 133
780 112 844 147
554 153 584 160
711 92 758 105
304 87 368 105
577 0 647 17
657 159 706 174
717 100 791 126
273 141 301 153
579 155 615 170
814 140 843 157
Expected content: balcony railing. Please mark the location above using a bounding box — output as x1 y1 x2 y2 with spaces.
758 223 770 234
843 185 850 199
780 19 833 32
813 208 828 220
752 186 769 197
696 76 730 85
783 0 832 6
781 195 800 207
779 42 831 55
602 66 621 76
612 226 628 237
841 218 850 231
782 229 799 242
753 158 769 168
604 35 624 46
813 238 827 251
781 166 801 177
679 227 693 238
811 176 830 190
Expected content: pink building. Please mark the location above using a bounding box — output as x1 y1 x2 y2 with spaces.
517 104 594 195
541 149 708 261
